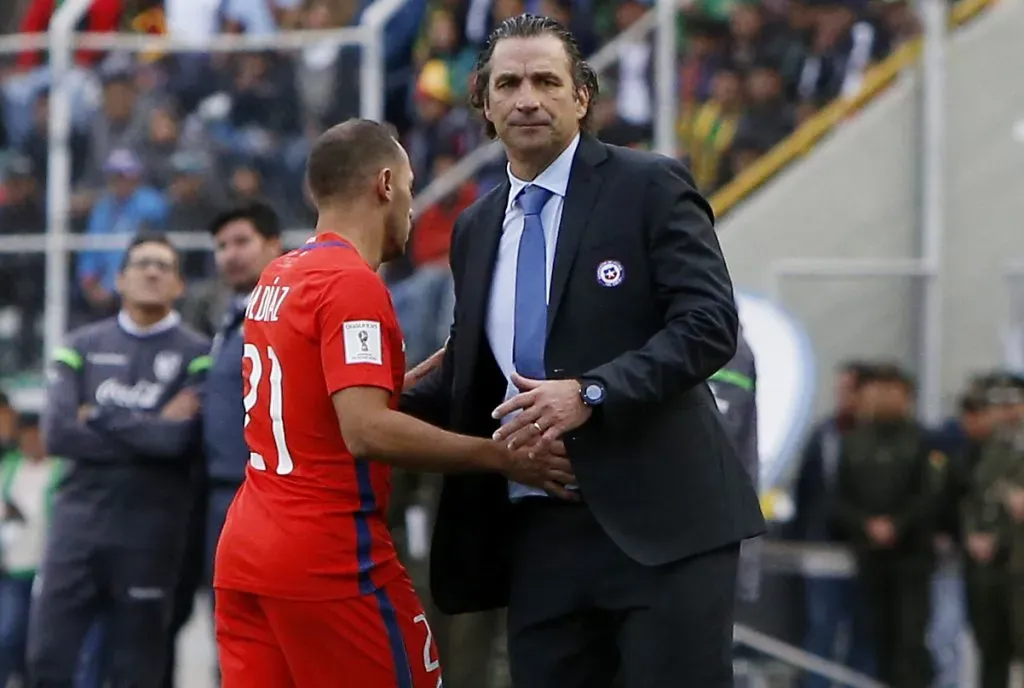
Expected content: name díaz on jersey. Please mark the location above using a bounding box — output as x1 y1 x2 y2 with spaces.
94 378 164 410
246 283 291 323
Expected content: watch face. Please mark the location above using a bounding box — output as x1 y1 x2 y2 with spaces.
585 384 602 402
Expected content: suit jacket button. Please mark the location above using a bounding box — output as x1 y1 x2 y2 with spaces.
553 368 565 376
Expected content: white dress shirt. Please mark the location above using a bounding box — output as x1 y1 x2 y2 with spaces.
486 134 581 500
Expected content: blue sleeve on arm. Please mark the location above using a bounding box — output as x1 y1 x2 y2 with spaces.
43 347 128 462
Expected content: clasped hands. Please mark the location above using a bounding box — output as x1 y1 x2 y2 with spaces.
489 373 592 502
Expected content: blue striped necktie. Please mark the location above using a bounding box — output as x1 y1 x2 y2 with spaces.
513 185 553 380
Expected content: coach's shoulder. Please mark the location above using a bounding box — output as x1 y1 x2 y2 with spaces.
460 179 506 223
609 147 711 224
601 143 700 187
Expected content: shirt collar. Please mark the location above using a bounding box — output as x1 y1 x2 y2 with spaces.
117 310 181 338
505 133 581 213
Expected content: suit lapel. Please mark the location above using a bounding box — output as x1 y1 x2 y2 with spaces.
458 180 509 375
547 136 607 335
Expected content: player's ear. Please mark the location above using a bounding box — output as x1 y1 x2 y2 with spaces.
377 167 394 203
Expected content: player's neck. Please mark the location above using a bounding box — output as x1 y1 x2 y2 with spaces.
315 213 384 271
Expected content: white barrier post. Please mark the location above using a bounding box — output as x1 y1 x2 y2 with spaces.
653 0 678 157
43 0 95 363
359 0 407 122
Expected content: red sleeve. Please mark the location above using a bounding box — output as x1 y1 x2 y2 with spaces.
17 0 55 69
317 269 398 396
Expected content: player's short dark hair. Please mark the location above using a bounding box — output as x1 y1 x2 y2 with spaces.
305 119 402 207
208 200 281 239
469 14 599 139
119 232 181 274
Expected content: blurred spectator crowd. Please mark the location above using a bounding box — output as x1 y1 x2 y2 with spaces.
0 0 927 382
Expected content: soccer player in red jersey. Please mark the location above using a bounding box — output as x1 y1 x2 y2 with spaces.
212 119 575 688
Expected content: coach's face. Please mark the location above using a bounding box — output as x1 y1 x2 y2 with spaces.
484 34 588 164
380 143 415 263
117 242 184 309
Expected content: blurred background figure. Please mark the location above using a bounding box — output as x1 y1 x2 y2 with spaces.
832 365 941 688
793 361 877 686
0 0 1019 683
0 412 63 688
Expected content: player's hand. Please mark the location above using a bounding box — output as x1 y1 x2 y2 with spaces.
161 388 201 421
491 374 591 449
495 439 579 502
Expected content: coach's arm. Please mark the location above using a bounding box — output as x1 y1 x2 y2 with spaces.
582 156 739 417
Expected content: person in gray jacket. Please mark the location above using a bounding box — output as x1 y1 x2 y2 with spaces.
28 233 210 688
708 330 761 602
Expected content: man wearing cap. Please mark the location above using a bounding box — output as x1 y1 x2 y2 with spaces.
962 374 1024 688
77 149 168 323
166 152 225 281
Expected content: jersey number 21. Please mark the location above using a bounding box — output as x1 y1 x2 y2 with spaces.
243 343 294 475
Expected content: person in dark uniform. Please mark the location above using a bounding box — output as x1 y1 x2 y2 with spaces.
708 330 761 603
794 361 876 686
201 204 282 635
962 375 1020 688
29 234 210 688
832 363 945 688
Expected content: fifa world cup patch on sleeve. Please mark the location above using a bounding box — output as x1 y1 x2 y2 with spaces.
343 320 383 365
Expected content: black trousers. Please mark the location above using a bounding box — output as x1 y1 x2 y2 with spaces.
506 499 740 688
26 536 182 688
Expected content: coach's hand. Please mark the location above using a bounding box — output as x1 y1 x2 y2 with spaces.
497 439 579 501
491 374 591 449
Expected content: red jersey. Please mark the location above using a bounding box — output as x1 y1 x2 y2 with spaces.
214 233 407 600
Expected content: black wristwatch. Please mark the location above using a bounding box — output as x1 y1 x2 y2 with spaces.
579 379 606 407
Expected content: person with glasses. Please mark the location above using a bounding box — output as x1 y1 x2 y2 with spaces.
27 233 210 688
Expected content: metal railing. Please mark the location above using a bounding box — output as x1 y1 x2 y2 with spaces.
0 0 406 362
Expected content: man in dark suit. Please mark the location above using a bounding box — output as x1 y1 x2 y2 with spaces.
402 13 765 687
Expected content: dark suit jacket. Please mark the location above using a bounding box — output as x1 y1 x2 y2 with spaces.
401 135 766 615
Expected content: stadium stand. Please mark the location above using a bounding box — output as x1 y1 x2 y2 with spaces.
0 0 972 384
